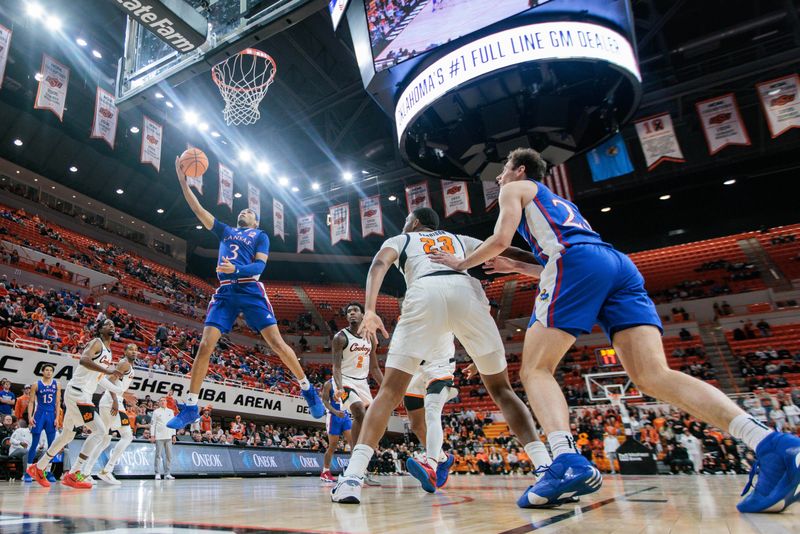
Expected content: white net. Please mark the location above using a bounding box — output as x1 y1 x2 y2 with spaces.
212 48 276 126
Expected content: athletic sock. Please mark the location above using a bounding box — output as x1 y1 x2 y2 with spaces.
343 444 373 480
70 456 86 474
184 393 198 406
298 377 311 391
426 456 438 470
729 414 772 452
36 451 54 471
524 441 552 470
437 451 448 463
547 431 578 458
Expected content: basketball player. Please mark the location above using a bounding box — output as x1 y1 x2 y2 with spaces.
169 157 324 429
430 147 800 513
321 376 352 483
83 343 138 485
24 363 60 484
332 207 551 504
27 320 121 489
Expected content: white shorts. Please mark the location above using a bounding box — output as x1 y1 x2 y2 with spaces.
98 398 132 432
386 275 507 376
407 358 457 398
62 387 97 433
341 375 372 410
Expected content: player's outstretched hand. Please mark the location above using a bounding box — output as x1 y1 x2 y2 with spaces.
216 257 236 274
464 363 478 380
483 257 518 275
430 250 463 270
359 310 389 348
175 156 187 183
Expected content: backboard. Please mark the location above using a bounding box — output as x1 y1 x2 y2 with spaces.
584 371 643 403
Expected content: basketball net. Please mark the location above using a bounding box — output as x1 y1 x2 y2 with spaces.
212 48 277 126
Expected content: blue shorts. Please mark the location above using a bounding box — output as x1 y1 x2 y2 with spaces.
529 244 662 339
204 281 278 334
32 410 56 432
326 411 352 436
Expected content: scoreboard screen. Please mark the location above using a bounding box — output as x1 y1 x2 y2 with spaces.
595 348 621 367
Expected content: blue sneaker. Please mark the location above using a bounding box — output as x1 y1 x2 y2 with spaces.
406 457 437 494
737 432 800 513
167 403 200 430
23 473 32 483
301 386 325 419
46 472 57 483
517 453 602 508
436 453 455 488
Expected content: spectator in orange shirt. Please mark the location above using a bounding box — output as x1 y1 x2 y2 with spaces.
14 384 31 423
165 391 178 414
200 407 212 433
230 415 245 443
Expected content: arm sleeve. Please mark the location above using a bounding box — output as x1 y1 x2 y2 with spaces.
98 377 125 395
235 260 266 278
211 219 229 240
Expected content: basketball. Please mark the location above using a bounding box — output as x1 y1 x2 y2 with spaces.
179 148 209 177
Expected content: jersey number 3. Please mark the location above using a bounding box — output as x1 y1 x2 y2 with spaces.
420 236 455 254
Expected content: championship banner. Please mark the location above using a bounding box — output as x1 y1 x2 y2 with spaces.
482 180 500 212
140 116 163 171
695 93 751 155
360 195 384 237
34 54 70 121
442 180 471 217
405 181 430 212
756 74 800 138
297 214 315 253
542 164 573 201
329 203 351 245
247 183 260 221
273 199 285 240
0 24 12 90
90 87 118 149
634 113 685 170
217 163 233 210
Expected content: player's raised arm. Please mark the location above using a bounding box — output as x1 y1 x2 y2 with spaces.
175 156 214 230
332 331 346 392
359 247 397 346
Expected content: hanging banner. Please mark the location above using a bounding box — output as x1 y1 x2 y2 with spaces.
360 195 384 238
442 180 471 217
140 116 163 172
543 164 574 201
34 54 70 121
756 74 800 138
217 163 233 210
297 214 315 253
586 134 634 182
695 93 751 155
90 87 118 149
329 203 351 245
405 181 430 212
247 183 261 222
0 24 12 91
273 199 285 240
634 113 685 171
482 180 500 212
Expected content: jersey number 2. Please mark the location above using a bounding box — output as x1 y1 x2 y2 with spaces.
552 199 592 231
420 236 455 254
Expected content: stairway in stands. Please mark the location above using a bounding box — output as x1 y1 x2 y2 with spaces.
483 422 510 440
293 286 331 335
737 238 794 291
497 280 518 324
698 323 745 394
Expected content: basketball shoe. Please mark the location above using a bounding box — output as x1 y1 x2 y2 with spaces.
331 477 363 504
22 473 32 483
517 453 602 508
62 472 92 489
436 453 455 488
167 403 200 430
320 470 336 483
301 387 325 419
98 470 121 485
46 472 57 483
406 457 437 493
737 432 800 513
26 465 50 488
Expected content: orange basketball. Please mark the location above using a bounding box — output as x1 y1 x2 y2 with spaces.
179 147 209 177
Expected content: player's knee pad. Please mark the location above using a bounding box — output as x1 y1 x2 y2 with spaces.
471 350 508 376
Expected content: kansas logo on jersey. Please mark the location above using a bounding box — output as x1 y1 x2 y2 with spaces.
538 289 550 302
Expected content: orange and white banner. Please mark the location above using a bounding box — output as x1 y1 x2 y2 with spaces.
329 203 351 245
634 112 685 170
756 74 800 138
34 54 70 121
273 199 284 240
360 195 384 237
0 24 12 91
247 183 260 222
90 87 118 149
140 116 163 171
695 93 750 155
217 163 233 210
405 181 430 212
442 180 471 217
482 180 500 212
297 214 315 253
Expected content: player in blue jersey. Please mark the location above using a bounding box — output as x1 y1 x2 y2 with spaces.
23 363 60 483
320 376 352 483
168 158 324 429
432 147 800 513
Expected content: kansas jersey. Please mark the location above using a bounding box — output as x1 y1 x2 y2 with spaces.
70 339 113 396
339 328 372 381
35 380 57 414
100 365 135 407
517 180 607 265
380 230 483 288
211 219 270 282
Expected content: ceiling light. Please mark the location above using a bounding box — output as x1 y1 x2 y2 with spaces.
92 50 102 59
198 122 209 132
257 161 270 174
116 188 124 194
659 194 671 201
723 179 736 186
155 92 164 99
278 177 289 187
51 186 55 189
388 195 397 201
156 208 164 214
291 186 299 193
768 88 780 96
129 126 140 133
15 170 19 174
601 207 611 213
361 170 369 175
210 131 221 138
311 182 320 191
342 172 353 182
69 166 78 172
34 72 43 81
45 16 61 31
183 111 198 125
165 101 174 108
34 178 38 182
26 3 44 18
13 139 22 146
233 192 242 198
72 195 75 198
195 225 202 230
76 37 87 47
239 150 252 162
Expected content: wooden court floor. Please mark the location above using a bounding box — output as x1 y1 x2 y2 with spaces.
1 474 798 533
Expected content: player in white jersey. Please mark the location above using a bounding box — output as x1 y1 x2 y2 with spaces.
83 342 138 485
332 207 551 504
27 320 121 489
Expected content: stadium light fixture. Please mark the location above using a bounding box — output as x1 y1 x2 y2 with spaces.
76 37 88 47
165 101 174 108
239 150 252 162
183 111 199 125
198 122 209 132
69 166 78 173
92 50 103 59
388 195 397 201
155 92 164 99
116 188 124 194
601 207 611 213
278 177 289 187
257 161 270 174
26 3 44 18
659 194 671 200
34 72 43 81
723 179 736 185
13 139 23 146
46 16 61 31
210 131 221 138
233 192 242 199
291 186 300 193
311 182 321 190
129 126 139 133
195 225 203 230
156 208 164 214
342 172 353 182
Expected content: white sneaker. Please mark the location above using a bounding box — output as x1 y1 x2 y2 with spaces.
364 474 381 486
155 474 161 480
164 474 175 480
85 475 96 485
98 470 121 485
331 477 363 504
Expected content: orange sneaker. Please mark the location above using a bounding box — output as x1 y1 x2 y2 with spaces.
320 470 336 483
62 472 93 489
26 464 51 488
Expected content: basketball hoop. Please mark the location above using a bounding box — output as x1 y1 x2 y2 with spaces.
212 48 277 126
608 392 624 408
